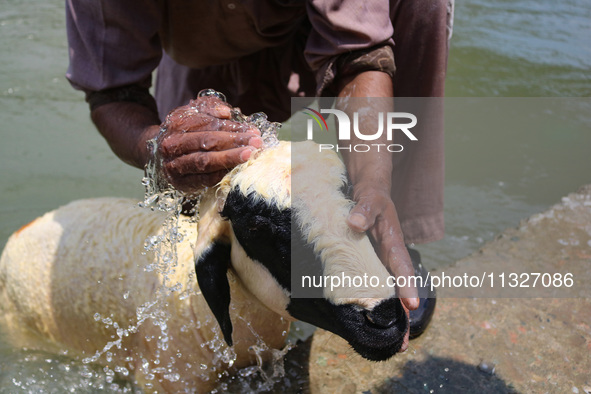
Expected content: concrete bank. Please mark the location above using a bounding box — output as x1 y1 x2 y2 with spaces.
280 185 591 393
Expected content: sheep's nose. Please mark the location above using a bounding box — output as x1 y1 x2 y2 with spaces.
363 298 404 329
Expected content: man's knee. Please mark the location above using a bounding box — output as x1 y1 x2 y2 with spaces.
391 0 454 35
422 0 454 29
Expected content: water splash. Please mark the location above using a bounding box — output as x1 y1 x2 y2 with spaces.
213 316 293 393
0 348 140 393
230 109 281 149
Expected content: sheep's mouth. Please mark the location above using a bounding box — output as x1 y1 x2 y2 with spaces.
287 297 407 361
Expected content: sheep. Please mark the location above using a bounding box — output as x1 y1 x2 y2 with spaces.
0 140 408 392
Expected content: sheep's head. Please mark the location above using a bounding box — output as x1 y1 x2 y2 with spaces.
193 141 407 361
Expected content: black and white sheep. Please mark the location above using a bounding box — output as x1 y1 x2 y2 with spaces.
0 141 407 392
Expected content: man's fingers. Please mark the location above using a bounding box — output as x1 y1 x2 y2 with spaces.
166 113 259 135
188 96 232 118
346 190 419 307
399 301 410 352
194 96 233 118
163 96 260 134
367 201 419 309
402 297 420 311
386 245 419 309
164 146 256 177
155 96 262 194
347 197 381 232
384 235 418 303
160 132 262 157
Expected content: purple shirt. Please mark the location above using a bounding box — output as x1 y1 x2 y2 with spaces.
66 0 394 96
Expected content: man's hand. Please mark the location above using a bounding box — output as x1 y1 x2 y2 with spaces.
347 185 419 309
336 70 418 352
156 96 262 193
346 184 418 352
92 95 263 195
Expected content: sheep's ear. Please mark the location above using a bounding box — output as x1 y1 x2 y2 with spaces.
195 241 233 346
193 195 234 346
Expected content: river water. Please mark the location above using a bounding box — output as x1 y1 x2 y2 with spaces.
0 0 589 391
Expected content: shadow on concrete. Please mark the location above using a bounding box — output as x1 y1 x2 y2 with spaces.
374 356 518 394
225 342 518 394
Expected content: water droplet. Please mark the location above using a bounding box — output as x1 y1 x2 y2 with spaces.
164 373 181 382
198 88 226 102
144 194 159 206
80 368 94 378
478 361 496 375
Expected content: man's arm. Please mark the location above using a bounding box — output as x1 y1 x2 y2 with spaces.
91 102 161 169
336 71 420 313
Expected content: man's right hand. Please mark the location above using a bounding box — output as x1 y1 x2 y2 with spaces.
156 96 263 194
92 95 262 195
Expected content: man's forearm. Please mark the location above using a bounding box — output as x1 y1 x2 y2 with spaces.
337 71 394 192
91 101 161 169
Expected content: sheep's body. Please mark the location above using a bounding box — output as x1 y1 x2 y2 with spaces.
0 197 288 392
0 141 408 392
